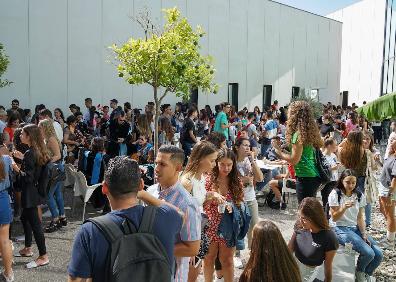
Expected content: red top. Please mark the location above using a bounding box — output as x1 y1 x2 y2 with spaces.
4 127 14 142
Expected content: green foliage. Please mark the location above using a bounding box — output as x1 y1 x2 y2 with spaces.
0 43 12 88
111 7 219 101
290 88 324 119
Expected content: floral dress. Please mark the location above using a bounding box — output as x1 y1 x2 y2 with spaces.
204 176 232 246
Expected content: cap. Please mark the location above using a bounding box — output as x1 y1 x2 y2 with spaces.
110 99 118 104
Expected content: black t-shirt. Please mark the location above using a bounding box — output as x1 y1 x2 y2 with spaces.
181 118 196 143
294 229 339 266
320 123 334 137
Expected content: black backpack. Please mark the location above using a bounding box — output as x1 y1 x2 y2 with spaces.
314 148 332 184
37 161 66 197
86 206 172 282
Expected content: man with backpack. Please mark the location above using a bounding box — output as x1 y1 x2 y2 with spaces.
68 157 183 282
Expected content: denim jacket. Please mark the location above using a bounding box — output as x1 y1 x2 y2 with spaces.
217 201 251 248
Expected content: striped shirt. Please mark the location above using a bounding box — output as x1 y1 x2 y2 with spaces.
147 182 201 282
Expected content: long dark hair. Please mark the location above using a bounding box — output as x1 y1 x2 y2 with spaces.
239 220 301 282
336 169 359 196
210 148 243 205
233 137 250 158
296 197 330 231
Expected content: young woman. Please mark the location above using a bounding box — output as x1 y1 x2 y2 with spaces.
13 124 49 269
233 138 263 248
0 154 15 281
322 138 339 217
329 169 383 282
203 149 244 282
63 115 84 163
378 139 396 247
53 108 65 129
271 101 323 203
289 198 338 282
3 114 20 145
239 220 301 282
339 130 376 227
345 112 358 134
38 119 67 233
180 141 220 282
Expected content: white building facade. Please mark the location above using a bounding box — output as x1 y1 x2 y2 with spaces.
0 0 342 112
328 0 392 105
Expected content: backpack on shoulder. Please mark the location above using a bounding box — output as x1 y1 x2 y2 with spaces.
314 148 332 185
85 206 172 282
37 161 66 197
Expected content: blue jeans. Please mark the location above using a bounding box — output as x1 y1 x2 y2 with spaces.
357 176 371 226
333 226 383 275
256 168 279 192
47 165 65 219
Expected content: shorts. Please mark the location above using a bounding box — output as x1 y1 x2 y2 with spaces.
0 190 13 225
378 181 396 200
277 179 296 190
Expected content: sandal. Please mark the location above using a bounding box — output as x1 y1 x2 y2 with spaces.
15 249 33 257
26 258 49 269
45 221 60 233
59 217 68 227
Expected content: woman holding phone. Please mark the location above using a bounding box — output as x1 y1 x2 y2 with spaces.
329 169 382 282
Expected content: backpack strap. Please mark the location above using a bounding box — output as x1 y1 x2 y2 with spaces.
86 215 124 243
138 206 158 233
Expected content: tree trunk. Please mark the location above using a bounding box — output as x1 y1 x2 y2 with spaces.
153 86 160 158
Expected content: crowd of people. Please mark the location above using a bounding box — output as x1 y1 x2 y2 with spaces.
0 97 395 282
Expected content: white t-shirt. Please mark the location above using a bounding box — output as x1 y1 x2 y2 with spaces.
324 153 338 181
237 157 256 202
53 120 64 142
191 176 207 213
385 132 396 159
329 190 366 227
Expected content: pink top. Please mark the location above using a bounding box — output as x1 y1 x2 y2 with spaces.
345 119 357 133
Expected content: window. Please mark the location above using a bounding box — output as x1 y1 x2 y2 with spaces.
310 89 319 101
341 91 348 108
228 83 239 109
263 85 272 109
292 86 300 99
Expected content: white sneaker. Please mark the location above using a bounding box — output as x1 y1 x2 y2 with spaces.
233 256 244 269
214 276 224 282
355 271 366 282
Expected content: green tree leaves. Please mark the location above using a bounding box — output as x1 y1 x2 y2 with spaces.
0 43 12 88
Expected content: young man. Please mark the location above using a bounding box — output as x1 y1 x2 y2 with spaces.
7 99 25 121
245 112 259 140
83 98 93 125
68 157 183 282
148 145 201 282
109 99 121 120
180 107 198 163
214 102 235 143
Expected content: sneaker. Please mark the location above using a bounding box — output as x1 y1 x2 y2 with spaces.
365 274 376 282
281 202 287 210
214 277 224 282
233 256 243 269
1 272 14 282
355 271 366 282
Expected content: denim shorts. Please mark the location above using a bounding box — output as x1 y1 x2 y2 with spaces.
0 190 12 225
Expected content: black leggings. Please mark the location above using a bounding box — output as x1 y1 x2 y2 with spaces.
296 177 322 204
21 207 46 256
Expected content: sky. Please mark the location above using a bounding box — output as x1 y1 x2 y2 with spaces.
274 0 361 16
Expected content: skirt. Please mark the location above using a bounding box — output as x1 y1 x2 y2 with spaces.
0 190 13 225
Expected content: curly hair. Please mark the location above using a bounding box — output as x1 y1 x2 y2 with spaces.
210 148 244 205
285 101 323 148
340 130 364 169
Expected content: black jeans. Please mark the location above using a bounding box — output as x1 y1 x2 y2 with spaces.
321 181 337 218
296 177 322 204
21 207 46 256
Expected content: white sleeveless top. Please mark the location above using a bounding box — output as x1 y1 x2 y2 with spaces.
191 176 206 213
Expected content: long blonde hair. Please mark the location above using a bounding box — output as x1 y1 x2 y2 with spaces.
39 119 61 148
285 101 323 148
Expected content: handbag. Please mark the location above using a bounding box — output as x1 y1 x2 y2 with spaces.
364 149 378 204
302 148 332 185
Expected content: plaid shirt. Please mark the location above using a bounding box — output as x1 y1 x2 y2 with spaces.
148 182 201 282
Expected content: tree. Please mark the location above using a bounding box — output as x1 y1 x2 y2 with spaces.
0 43 12 88
111 7 218 155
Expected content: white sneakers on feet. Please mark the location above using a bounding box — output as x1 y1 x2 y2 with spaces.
355 271 366 282
233 256 244 269
214 276 224 282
